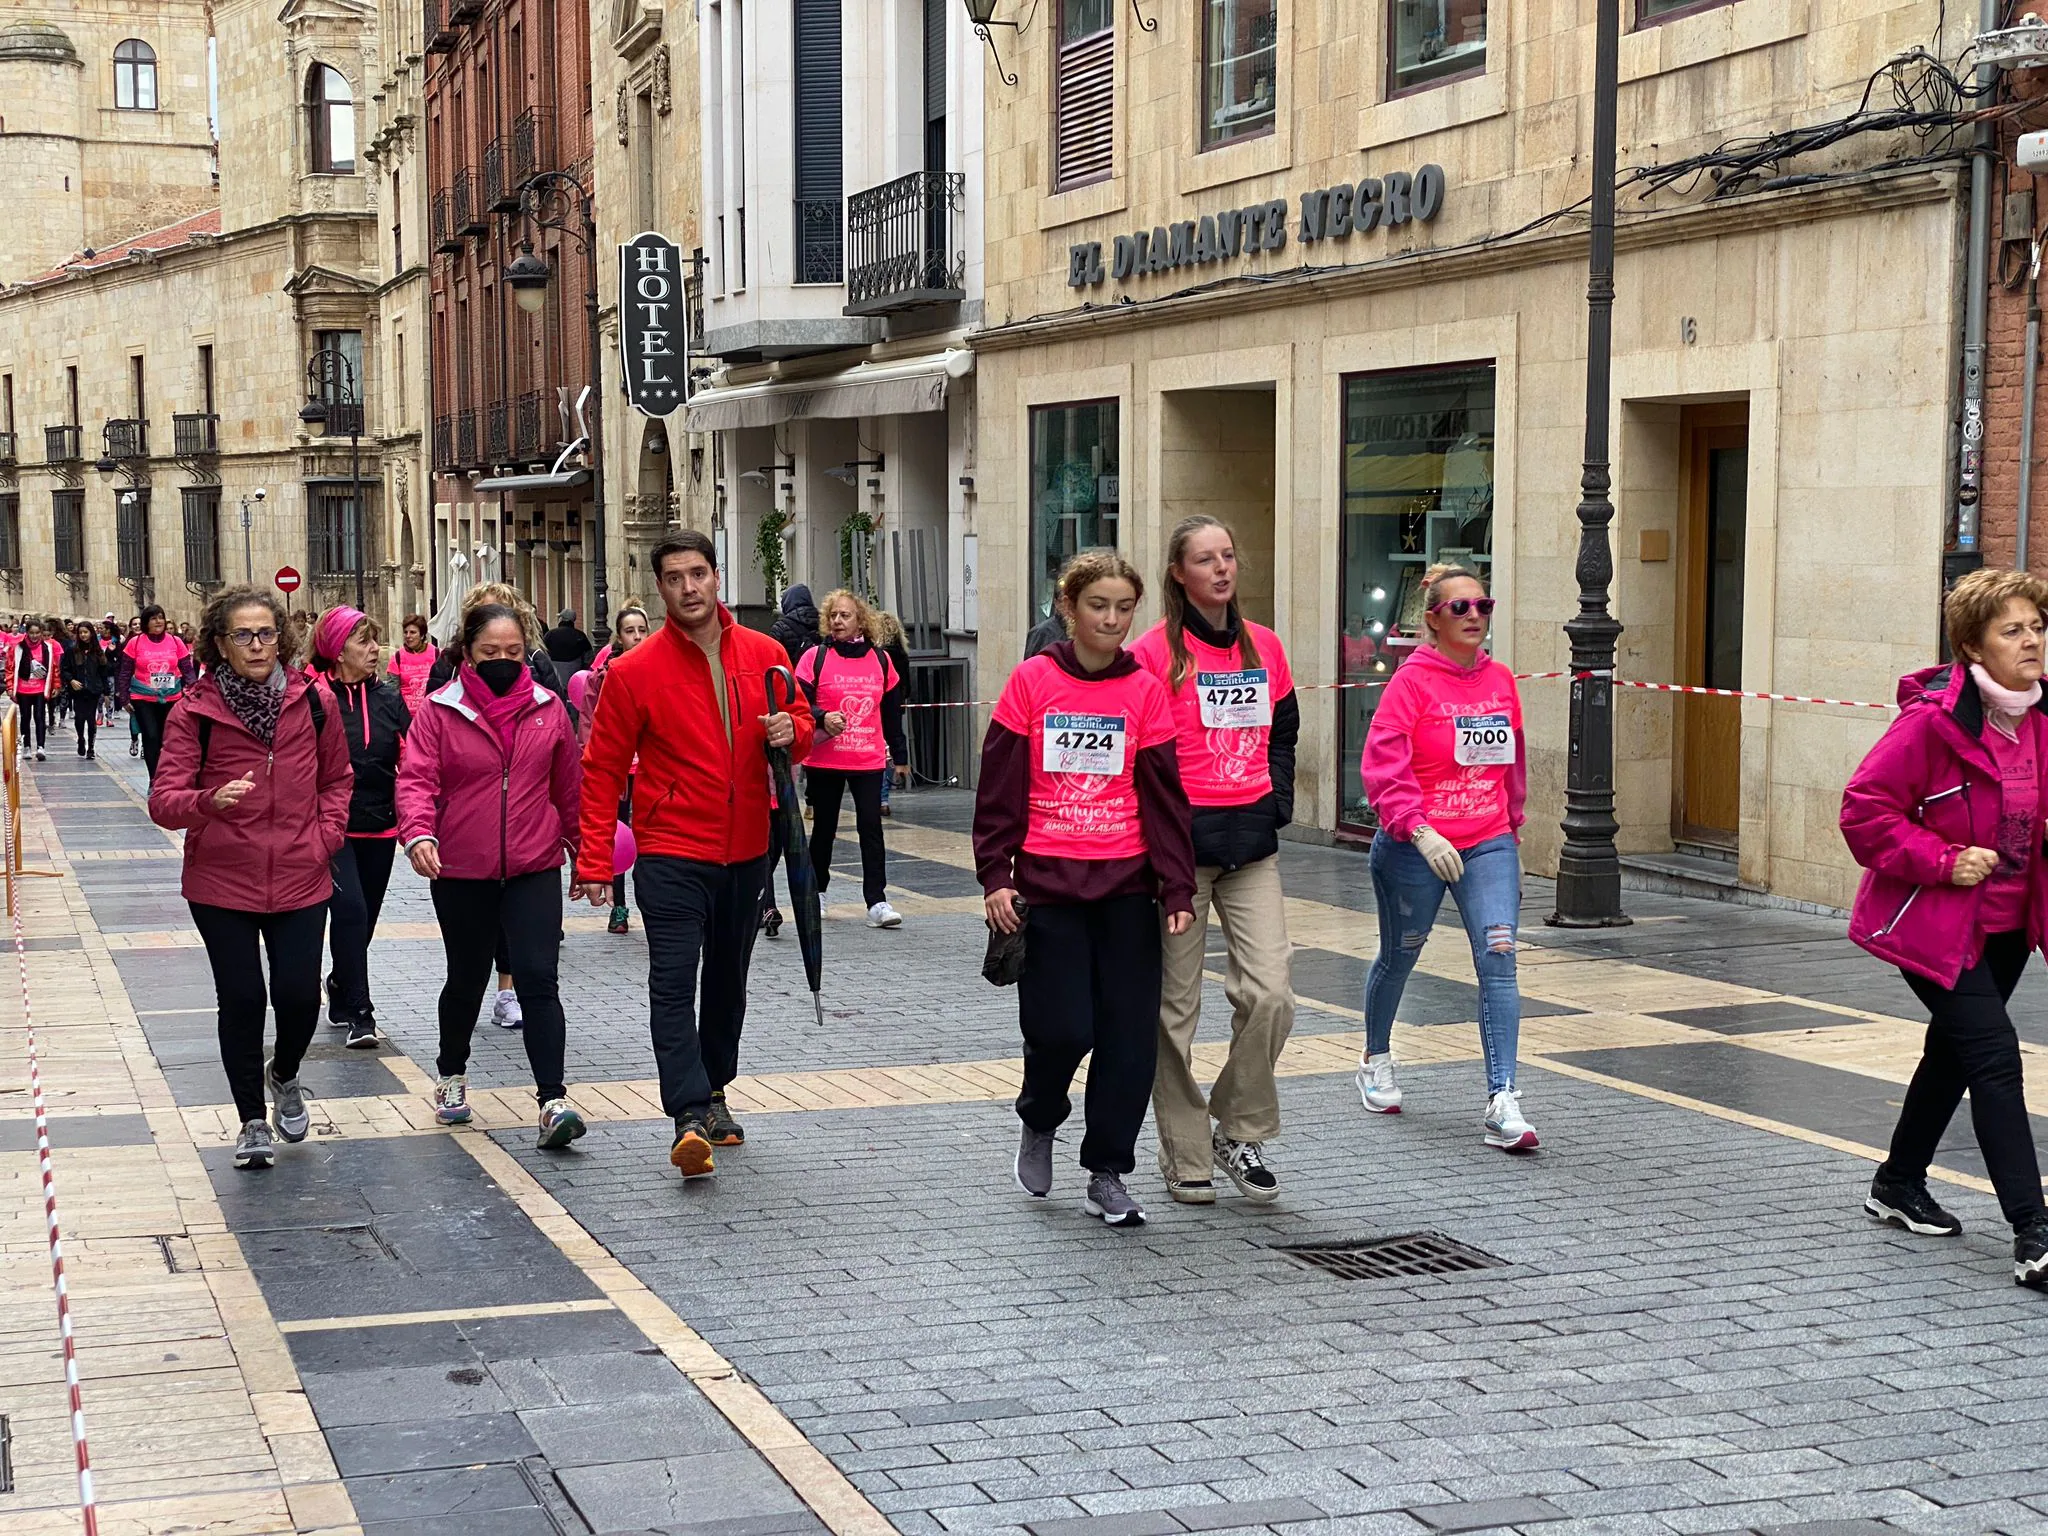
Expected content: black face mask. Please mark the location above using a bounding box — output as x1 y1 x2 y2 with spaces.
475 658 525 696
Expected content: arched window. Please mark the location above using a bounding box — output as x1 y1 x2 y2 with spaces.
307 64 355 174
113 40 157 111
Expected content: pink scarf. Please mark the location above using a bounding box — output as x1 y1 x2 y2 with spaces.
461 662 529 756
1971 663 2041 742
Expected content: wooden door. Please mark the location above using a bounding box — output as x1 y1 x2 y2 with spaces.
1677 408 1749 845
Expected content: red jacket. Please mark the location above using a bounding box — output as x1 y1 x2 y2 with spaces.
395 671 583 881
577 607 814 882
148 669 353 913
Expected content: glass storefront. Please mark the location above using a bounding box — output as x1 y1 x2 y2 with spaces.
1338 363 1496 832
1388 0 1487 94
1028 399 1120 626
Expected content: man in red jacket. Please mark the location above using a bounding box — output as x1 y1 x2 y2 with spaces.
578 531 813 1178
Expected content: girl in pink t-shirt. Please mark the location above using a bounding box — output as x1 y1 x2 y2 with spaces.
1358 563 1537 1154
1129 515 1299 1206
387 613 437 714
795 590 909 928
973 552 1196 1228
9 620 62 760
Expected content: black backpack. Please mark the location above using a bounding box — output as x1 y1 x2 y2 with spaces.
194 684 328 777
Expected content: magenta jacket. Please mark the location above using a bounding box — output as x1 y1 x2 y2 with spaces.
1841 663 2048 987
396 672 582 881
148 669 353 913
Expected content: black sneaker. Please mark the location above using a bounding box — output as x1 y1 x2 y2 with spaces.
344 1015 379 1049
325 974 347 1028
670 1118 715 1179
1865 1173 1962 1237
705 1092 744 1147
2016 1217 2048 1289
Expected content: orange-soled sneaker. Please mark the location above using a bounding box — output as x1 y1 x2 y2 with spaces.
670 1119 715 1179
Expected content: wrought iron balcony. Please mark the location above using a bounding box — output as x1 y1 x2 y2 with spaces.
844 172 966 316
515 390 545 459
454 407 478 468
483 138 519 214
795 198 844 285
512 106 555 188
424 0 456 51
454 168 486 237
315 402 365 438
486 400 510 462
105 419 149 460
173 412 218 457
432 413 454 471
44 425 82 463
448 0 483 21
432 188 461 254
0 431 14 466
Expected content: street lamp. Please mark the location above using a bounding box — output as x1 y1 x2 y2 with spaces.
511 173 610 645
302 348 366 611
239 488 266 583
962 0 1020 87
1548 0 1631 930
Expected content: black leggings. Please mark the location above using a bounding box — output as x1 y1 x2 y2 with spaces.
328 837 398 1022
133 698 175 779
73 695 97 752
16 695 46 749
806 767 888 908
190 900 328 1125
1015 894 1163 1176
431 870 567 1105
1891 930 2048 1229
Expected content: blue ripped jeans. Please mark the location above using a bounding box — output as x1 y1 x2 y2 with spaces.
1363 831 1523 1095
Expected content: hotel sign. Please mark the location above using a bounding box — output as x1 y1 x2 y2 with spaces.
619 230 687 417
1067 164 1447 289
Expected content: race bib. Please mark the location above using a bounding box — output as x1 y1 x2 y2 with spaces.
1043 712 1128 776
29 660 46 682
149 670 176 692
1454 713 1515 767
1196 669 1272 730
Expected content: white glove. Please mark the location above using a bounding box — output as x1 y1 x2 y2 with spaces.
1412 826 1465 884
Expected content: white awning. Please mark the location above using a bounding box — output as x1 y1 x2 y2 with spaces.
472 467 591 492
683 348 974 433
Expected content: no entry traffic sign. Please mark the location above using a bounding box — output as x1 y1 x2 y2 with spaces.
275 566 302 594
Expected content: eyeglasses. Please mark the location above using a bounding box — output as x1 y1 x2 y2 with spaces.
1427 598 1497 618
227 627 279 648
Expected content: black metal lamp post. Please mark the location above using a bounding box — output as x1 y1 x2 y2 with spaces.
301 349 366 611
962 0 1020 87
508 170 609 647
1548 0 1631 929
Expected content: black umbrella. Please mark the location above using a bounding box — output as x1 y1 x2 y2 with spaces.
765 665 824 1027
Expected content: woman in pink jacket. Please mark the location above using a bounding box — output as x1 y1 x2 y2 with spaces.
1841 566 2048 1288
148 586 353 1171
396 602 592 1149
1357 563 1536 1153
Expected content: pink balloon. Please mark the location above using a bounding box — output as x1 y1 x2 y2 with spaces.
613 821 637 873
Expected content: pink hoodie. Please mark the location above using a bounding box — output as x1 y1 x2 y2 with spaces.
1361 644 1526 849
1842 662 2048 987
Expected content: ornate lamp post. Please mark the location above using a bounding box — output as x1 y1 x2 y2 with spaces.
300 348 366 611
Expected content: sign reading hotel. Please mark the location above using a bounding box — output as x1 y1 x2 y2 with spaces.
619 230 687 417
1067 165 1447 289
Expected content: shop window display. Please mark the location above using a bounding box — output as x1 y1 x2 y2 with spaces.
1028 400 1121 625
1388 0 1487 95
1338 363 1495 832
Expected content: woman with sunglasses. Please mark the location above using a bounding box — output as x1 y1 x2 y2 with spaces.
1357 563 1537 1153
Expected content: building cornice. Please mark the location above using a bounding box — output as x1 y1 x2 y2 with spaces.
970 162 1962 353
1 210 376 304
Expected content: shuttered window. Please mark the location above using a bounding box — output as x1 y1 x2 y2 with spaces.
1054 0 1114 191
793 0 844 282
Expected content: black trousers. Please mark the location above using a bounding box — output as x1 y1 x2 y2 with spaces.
1890 930 2048 1229
636 853 765 1121
1015 893 1163 1176
16 695 46 749
72 696 97 752
807 767 888 908
431 871 568 1105
190 900 328 1124
328 837 398 1022
133 698 174 779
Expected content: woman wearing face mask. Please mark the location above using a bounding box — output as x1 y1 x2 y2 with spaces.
61 620 112 759
1358 564 1536 1154
974 551 1196 1228
583 603 651 934
1842 567 2048 1289
10 619 61 761
797 590 910 930
119 604 197 779
396 602 593 1148
309 606 411 1048
1130 515 1299 1205
147 586 353 1170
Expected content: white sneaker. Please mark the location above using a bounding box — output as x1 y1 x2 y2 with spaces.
1356 1054 1403 1114
433 1075 471 1124
492 988 523 1029
1484 1086 1540 1153
867 901 903 929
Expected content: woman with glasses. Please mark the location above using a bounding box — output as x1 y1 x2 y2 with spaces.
148 586 353 1170
1356 563 1537 1153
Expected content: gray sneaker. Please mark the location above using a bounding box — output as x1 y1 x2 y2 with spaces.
1015 1124 1055 1198
267 1065 309 1143
1084 1171 1147 1228
233 1118 276 1169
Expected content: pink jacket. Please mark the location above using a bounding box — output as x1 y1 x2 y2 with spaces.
396 672 582 881
148 669 353 912
1841 663 2048 987
1360 644 1527 846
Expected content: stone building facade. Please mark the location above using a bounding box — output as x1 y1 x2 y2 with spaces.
972 0 1972 911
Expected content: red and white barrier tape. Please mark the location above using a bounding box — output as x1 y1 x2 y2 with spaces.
4 781 100 1536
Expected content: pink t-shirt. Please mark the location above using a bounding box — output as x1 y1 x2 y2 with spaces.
389 645 434 712
1130 619 1292 808
11 640 56 696
991 654 1176 863
798 644 898 772
1981 712 2041 934
127 633 191 700
1363 648 1525 850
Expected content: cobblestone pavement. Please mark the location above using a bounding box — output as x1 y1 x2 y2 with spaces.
4 739 2048 1535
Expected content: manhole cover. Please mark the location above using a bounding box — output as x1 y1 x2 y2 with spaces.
1274 1231 1506 1281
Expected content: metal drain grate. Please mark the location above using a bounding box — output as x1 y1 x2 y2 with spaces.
1274 1231 1507 1281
